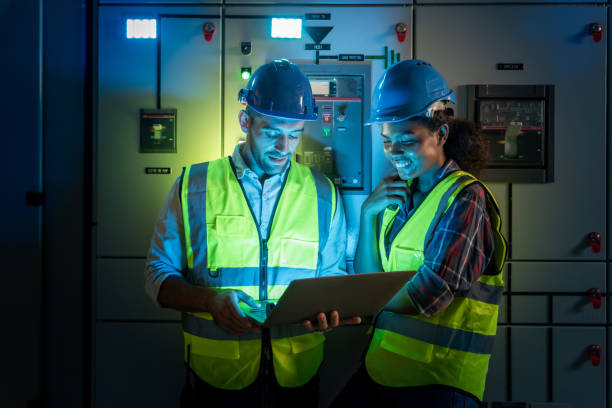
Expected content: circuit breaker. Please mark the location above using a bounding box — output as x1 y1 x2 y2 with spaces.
297 64 371 194
464 85 554 183
139 108 177 153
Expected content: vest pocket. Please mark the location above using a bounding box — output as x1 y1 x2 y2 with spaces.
376 329 434 363
391 247 424 270
215 215 247 236
279 238 318 269
185 332 241 360
207 215 249 268
289 332 325 354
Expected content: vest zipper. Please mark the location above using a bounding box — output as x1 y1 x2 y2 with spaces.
260 238 268 301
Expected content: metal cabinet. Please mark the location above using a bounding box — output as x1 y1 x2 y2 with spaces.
96 7 221 408
415 5 606 261
97 7 221 258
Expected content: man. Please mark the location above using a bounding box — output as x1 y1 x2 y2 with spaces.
144 59 358 407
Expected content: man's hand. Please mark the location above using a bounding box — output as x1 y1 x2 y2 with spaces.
302 310 362 333
207 289 261 336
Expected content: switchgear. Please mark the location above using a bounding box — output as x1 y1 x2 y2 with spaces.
464 85 554 183
139 109 177 153
297 64 372 194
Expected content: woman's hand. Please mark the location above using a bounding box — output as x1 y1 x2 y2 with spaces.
361 171 409 218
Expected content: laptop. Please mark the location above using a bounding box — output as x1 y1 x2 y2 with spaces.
241 271 416 327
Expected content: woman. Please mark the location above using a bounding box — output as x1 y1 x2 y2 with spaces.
334 60 507 407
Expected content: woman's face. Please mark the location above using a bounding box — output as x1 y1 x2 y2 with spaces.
381 119 446 181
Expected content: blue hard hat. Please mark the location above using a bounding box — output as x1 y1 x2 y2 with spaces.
238 59 318 121
365 59 456 125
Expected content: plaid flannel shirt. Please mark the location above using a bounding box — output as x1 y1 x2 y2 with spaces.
380 160 494 317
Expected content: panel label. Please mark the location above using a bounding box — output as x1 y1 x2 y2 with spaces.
496 63 524 71
305 44 331 51
305 13 331 20
339 54 365 62
145 167 172 175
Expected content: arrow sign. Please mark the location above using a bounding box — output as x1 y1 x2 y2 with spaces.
304 26 333 44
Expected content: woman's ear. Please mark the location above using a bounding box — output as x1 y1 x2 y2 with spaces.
438 124 449 145
238 110 249 134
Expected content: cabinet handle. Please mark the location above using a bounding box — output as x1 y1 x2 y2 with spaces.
588 288 603 310
588 344 602 367
587 232 602 253
590 23 603 43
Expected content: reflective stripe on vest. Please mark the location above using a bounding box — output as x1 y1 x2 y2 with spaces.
366 170 507 400
180 157 334 389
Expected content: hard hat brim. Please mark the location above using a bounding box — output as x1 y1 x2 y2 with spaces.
248 104 318 122
365 91 456 126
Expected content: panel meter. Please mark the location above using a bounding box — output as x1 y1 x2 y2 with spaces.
297 64 371 194
464 85 554 183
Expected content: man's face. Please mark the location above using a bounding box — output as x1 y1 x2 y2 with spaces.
241 110 304 177
381 119 446 181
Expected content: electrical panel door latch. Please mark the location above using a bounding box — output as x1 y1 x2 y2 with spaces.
588 288 602 310
590 23 603 43
588 344 601 367
587 232 602 253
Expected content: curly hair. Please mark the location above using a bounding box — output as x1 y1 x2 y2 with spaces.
414 108 489 178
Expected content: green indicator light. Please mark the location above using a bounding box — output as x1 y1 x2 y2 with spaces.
241 67 252 80
322 128 331 138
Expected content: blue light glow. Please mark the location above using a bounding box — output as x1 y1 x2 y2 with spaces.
126 19 157 39
271 18 302 39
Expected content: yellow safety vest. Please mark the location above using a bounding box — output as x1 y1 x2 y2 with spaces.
365 170 507 400
180 157 337 389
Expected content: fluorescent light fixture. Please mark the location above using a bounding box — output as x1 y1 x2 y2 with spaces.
126 19 157 39
271 18 302 39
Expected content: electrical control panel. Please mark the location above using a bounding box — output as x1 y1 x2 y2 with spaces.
139 108 177 153
297 64 371 194
464 85 554 183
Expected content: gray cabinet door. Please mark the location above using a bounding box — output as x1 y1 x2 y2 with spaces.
511 327 550 403
506 327 606 407
552 327 606 408
97 10 221 257
415 6 606 260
